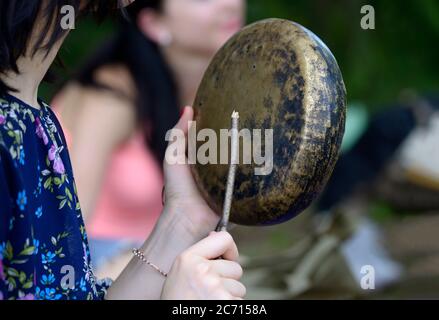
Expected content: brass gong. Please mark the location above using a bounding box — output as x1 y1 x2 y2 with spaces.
191 19 346 226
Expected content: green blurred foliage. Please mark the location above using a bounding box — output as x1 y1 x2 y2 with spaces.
247 0 439 109
40 18 115 101
42 0 439 109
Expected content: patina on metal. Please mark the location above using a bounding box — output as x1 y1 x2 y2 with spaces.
191 18 347 226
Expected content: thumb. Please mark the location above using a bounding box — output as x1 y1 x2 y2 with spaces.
164 106 194 160
173 106 194 137
163 106 197 197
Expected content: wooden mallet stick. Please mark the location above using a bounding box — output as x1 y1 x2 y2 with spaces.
216 111 239 232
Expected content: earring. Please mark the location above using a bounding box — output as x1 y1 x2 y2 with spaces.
160 32 173 47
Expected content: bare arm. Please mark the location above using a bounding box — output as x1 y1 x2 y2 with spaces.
67 89 136 222
104 206 213 299
105 107 244 300
57 65 137 222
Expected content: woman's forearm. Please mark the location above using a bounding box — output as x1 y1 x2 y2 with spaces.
105 207 213 300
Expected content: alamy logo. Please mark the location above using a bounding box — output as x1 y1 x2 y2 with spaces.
360 265 376 290
60 265 75 290
361 5 376 30
165 121 274 176
60 5 76 30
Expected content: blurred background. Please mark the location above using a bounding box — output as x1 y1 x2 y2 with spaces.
41 0 439 106
44 0 439 299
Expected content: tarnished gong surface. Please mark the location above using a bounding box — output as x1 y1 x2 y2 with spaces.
191 18 346 226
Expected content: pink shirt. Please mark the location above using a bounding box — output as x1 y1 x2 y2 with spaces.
54 109 163 242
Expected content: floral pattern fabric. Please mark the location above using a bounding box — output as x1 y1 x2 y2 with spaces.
0 94 111 300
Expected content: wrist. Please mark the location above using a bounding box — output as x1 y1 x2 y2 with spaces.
106 207 208 300
161 203 219 239
140 207 208 273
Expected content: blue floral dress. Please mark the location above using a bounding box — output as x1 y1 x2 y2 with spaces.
0 93 111 300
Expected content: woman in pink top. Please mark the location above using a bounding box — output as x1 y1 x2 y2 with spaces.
54 0 245 277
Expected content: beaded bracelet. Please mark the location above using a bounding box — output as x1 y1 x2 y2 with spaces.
132 248 168 277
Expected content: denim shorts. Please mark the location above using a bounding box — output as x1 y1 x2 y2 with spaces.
88 238 142 269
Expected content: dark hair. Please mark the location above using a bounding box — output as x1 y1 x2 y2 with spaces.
0 0 118 94
75 0 180 164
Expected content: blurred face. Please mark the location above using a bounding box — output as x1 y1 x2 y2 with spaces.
160 0 245 55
